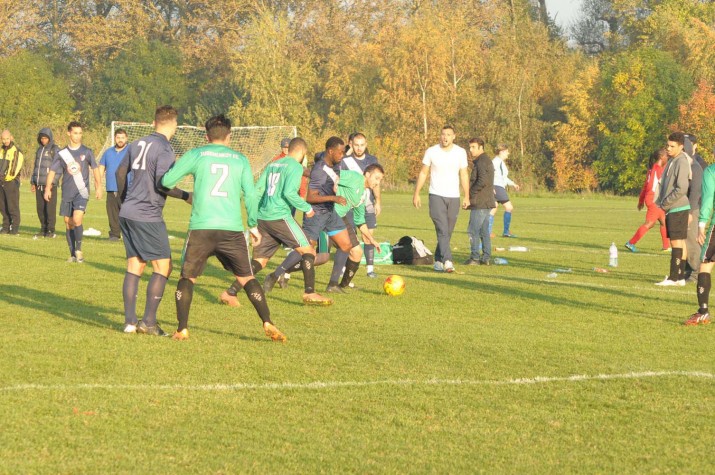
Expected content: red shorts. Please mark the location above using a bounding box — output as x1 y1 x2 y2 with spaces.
645 203 665 223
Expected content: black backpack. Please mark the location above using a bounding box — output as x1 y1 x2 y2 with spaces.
392 236 434 265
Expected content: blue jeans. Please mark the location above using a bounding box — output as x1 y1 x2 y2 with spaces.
468 208 491 261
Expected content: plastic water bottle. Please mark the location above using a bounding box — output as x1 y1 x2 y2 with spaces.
609 242 618 267
508 246 528 252
494 257 508 265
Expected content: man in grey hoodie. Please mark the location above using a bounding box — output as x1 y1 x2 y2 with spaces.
684 136 703 283
656 131 691 286
31 128 60 238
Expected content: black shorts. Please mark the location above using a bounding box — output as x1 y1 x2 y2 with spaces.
494 186 510 204
253 218 311 259
701 225 715 263
181 229 252 279
120 217 171 261
665 210 689 240
344 217 360 248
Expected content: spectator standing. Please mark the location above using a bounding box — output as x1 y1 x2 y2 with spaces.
464 138 496 266
98 128 129 241
31 128 61 238
0 130 24 234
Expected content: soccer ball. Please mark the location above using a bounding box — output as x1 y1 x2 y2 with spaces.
383 275 405 296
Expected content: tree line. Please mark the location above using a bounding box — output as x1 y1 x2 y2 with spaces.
1 0 714 193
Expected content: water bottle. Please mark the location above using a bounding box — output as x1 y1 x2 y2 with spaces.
508 246 529 252
609 242 618 267
494 257 508 265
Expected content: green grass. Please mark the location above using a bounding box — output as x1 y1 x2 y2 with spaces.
1 191 714 473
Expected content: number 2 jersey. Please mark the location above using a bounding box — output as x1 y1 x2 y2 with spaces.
161 143 257 232
118 132 176 223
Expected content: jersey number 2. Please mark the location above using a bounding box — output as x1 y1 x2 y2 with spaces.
211 164 229 197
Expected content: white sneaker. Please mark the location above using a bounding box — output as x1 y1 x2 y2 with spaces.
655 276 685 287
444 260 455 273
75 250 84 263
433 261 444 272
123 324 137 333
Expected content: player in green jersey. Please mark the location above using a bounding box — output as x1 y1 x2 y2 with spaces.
160 114 286 342
220 137 333 306
325 165 384 292
685 163 715 325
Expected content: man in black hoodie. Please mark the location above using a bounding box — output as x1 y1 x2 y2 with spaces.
464 138 496 265
31 128 61 238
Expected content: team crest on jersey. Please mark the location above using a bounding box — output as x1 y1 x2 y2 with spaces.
80 155 86 162
67 161 81 176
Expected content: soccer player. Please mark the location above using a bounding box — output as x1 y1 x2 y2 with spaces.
655 132 690 286
490 144 520 238
220 137 332 307
44 122 101 262
342 133 381 277
264 137 362 293
161 114 286 342
625 149 670 253
413 125 469 273
99 128 129 242
115 106 192 336
685 160 715 325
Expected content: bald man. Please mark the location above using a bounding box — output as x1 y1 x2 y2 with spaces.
0 130 24 234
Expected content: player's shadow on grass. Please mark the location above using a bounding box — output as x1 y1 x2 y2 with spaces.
0 284 120 329
497 257 664 283
515 236 606 251
528 221 610 231
415 274 675 323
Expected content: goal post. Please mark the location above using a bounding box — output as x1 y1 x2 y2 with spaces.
99 122 297 185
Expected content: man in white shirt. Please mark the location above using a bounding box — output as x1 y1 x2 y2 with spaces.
491 144 520 238
413 125 469 273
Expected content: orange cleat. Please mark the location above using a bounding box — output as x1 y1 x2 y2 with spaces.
302 292 333 306
172 328 190 340
263 322 287 342
684 313 711 326
219 291 241 307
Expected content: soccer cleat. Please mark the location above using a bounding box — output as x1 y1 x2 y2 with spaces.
219 290 241 307
123 323 137 333
277 274 289 289
263 273 278 293
325 284 346 294
302 292 333 306
172 328 190 340
662 248 672 253
463 258 480 266
45 232 57 239
684 312 711 326
75 250 84 263
433 261 445 272
444 260 455 273
366 272 378 278
136 320 168 337
655 276 686 287
502 233 518 238
33 233 44 240
263 322 287 342
67 256 76 263
624 242 637 253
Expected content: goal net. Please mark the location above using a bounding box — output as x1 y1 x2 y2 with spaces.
98 122 297 189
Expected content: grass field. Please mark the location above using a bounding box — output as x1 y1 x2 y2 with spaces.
1 191 714 474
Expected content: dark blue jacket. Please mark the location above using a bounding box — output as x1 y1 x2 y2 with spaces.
32 128 60 186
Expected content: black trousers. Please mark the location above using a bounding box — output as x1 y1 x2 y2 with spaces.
35 185 57 234
106 191 121 238
0 180 20 232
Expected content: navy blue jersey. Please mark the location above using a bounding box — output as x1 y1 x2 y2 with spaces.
50 145 97 202
118 132 176 223
308 160 343 214
342 153 378 173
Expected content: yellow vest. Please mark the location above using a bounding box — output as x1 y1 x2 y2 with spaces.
1 144 23 181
